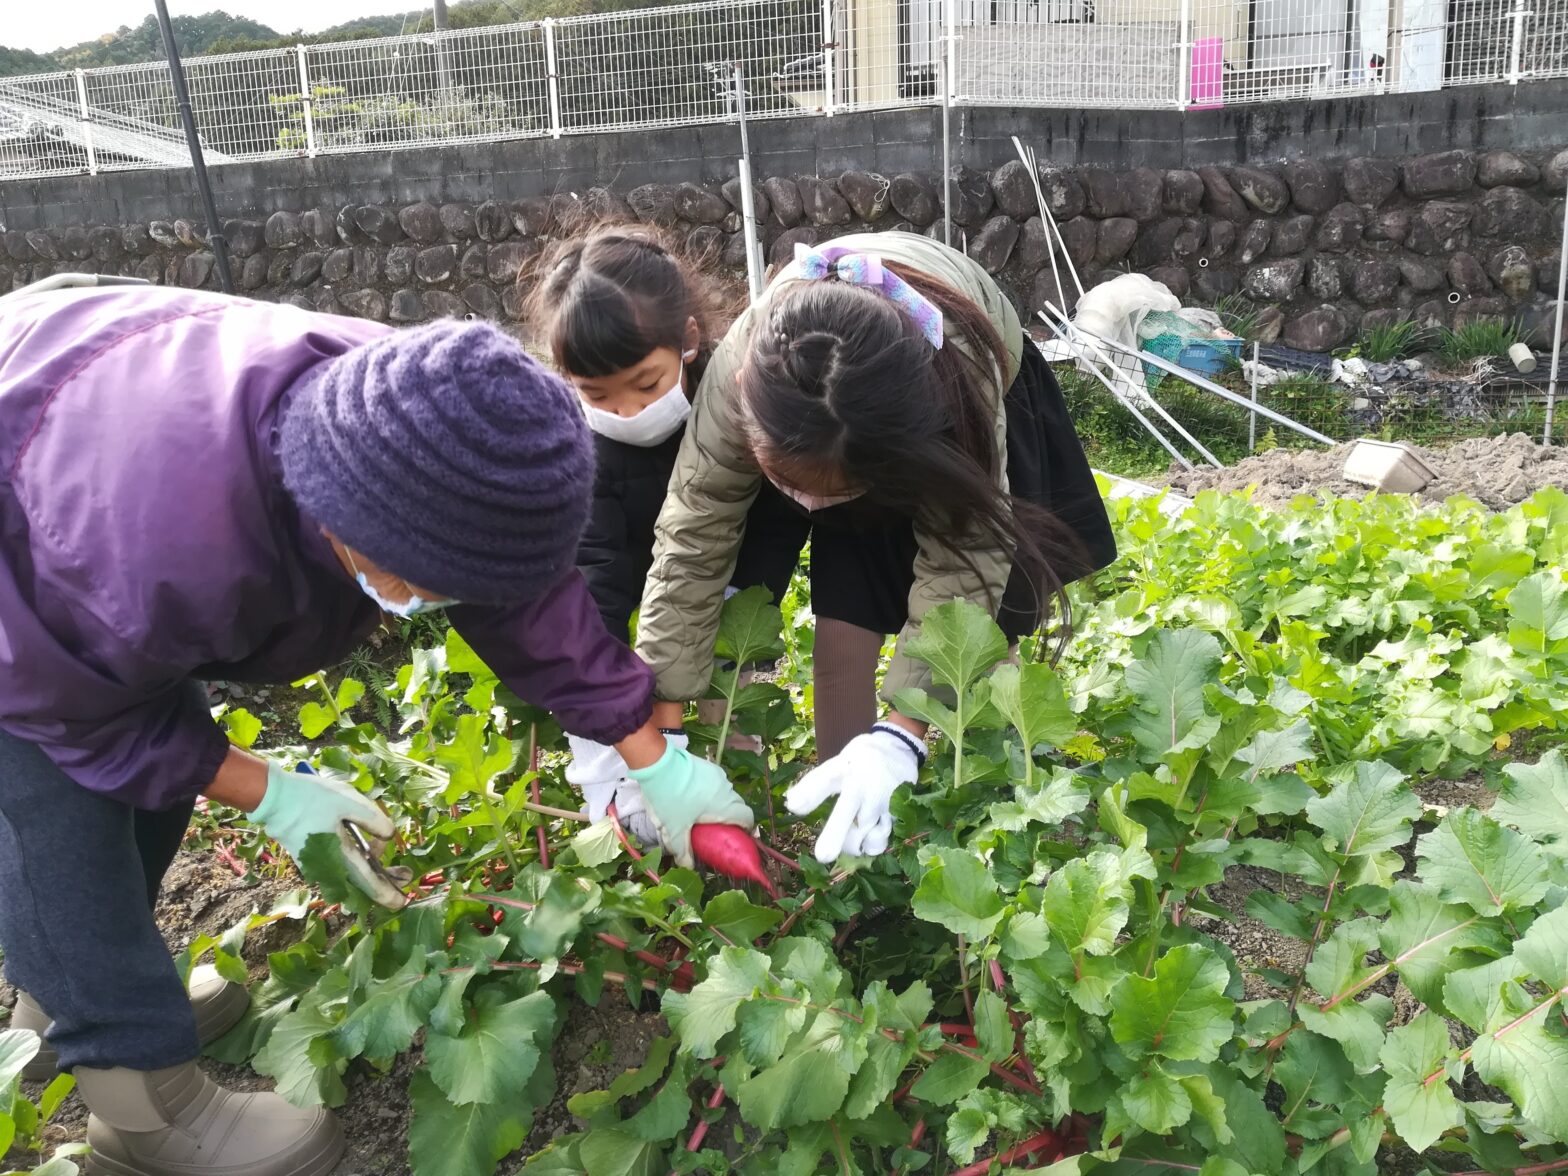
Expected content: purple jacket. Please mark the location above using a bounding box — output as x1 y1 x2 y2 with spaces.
0 286 652 810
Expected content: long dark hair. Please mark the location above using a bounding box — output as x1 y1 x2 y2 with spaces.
523 227 738 380
740 265 1085 657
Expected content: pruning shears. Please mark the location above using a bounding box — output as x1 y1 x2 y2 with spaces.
294 762 415 903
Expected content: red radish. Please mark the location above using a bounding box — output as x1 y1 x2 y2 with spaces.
689 824 779 899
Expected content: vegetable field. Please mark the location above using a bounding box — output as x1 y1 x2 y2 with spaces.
9 481 1568 1176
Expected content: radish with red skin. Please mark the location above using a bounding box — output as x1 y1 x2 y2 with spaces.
689 823 779 898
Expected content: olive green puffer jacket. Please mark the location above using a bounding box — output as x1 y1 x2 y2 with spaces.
634 231 1024 705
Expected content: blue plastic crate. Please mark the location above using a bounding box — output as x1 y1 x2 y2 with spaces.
1139 335 1244 388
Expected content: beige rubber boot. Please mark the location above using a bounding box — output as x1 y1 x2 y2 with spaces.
77 1061 343 1176
13 965 250 1083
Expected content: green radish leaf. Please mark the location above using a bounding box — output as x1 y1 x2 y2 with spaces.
987 662 1077 751
1235 718 1317 779
736 996 809 1068
704 890 784 944
1381 1012 1462 1152
252 981 348 1108
1416 808 1551 915
1506 570 1568 653
909 1050 988 1105
38 1073 74 1123
1122 629 1222 756
987 770 1091 832
1513 902 1568 990
1110 944 1233 1062
845 1043 918 1125
622 1057 695 1142
408 1067 531 1176
662 947 771 1059
435 713 518 804
0 1028 40 1090
715 585 786 667
571 819 623 868
1197 1160 1254 1176
27 1160 82 1176
1469 984 1568 1139
445 627 493 678
1245 891 1315 940
331 951 442 1061
1377 882 1495 1013
733 1017 856 1129
425 991 554 1106
1208 1069 1287 1173
580 1129 664 1176
222 707 263 748
296 832 372 918
297 701 336 739
1276 1030 1354 1125
1306 761 1420 860
1040 851 1130 957
973 990 1012 1063
902 600 1010 692
1119 1063 1193 1134
1494 751 1568 855
1180 1073 1232 1146
911 846 1005 938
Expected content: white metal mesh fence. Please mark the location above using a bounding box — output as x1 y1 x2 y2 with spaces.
0 0 1562 181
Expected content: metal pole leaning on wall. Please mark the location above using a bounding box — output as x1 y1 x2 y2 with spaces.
941 0 955 246
732 65 765 303
72 70 97 175
152 0 234 295
822 0 837 115
1543 171 1568 445
939 0 954 246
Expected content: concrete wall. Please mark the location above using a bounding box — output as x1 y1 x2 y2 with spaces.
1 80 1564 233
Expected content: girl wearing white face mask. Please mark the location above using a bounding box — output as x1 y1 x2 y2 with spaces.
636 235 1119 866
525 229 803 838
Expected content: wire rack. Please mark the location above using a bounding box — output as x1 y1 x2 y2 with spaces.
0 0 1563 181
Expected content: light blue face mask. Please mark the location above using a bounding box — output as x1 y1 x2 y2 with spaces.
345 551 455 616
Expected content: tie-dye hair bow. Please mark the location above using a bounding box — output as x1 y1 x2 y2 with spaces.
793 243 944 349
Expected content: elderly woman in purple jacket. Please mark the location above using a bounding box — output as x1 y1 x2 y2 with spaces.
0 285 751 1176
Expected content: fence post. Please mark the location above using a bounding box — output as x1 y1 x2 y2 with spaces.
944 0 958 103
73 69 97 176
295 46 317 157
822 0 837 115
1506 0 1529 84
1176 0 1193 109
542 19 563 137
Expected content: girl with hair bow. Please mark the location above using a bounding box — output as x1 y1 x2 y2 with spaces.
635 231 1118 864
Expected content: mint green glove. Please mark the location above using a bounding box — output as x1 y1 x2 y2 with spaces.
628 742 755 868
252 763 406 909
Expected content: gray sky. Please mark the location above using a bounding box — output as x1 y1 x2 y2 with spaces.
9 2 419 53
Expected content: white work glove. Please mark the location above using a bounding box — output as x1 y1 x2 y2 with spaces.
784 723 926 863
566 732 686 847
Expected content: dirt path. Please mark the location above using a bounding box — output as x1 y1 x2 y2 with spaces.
1161 432 1568 510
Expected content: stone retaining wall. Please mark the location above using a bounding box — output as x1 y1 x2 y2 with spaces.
4 147 1565 351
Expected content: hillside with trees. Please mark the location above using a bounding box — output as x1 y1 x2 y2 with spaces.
0 2 640 77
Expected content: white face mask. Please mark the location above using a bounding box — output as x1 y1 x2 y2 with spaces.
581 352 695 448
345 550 456 616
769 478 864 513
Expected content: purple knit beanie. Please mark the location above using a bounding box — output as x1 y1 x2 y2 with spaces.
280 318 593 605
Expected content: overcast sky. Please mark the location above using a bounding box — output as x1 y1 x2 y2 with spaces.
9 2 419 53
